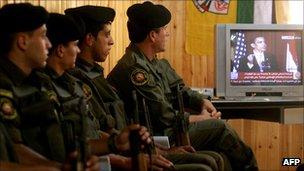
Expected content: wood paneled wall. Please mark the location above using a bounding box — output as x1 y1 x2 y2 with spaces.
0 1 303 170
228 119 303 171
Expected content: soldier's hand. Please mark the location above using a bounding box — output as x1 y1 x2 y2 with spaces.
61 151 77 171
85 155 101 171
108 154 132 170
148 154 174 171
201 99 221 119
61 152 101 171
179 145 196 153
211 111 221 119
115 124 151 152
167 145 196 154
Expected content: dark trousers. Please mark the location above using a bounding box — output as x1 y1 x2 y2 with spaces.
166 150 227 171
188 119 258 171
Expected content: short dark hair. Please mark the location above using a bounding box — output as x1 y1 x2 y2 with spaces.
86 21 111 38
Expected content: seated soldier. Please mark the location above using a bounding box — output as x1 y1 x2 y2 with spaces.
107 1 258 171
45 13 174 171
0 121 62 171
0 3 101 171
65 5 229 171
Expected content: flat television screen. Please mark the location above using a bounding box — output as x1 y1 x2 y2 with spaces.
215 24 304 98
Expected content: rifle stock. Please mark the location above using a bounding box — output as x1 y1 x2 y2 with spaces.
175 84 190 146
62 97 89 171
130 90 148 171
77 97 89 171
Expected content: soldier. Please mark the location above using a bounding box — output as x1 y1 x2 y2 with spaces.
65 5 228 171
107 1 258 171
45 13 171 171
0 121 61 171
0 3 100 171
65 5 126 133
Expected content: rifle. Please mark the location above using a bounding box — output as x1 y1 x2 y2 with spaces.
130 90 148 171
174 84 191 146
142 98 157 171
76 97 89 171
61 97 89 171
142 96 176 171
142 98 156 153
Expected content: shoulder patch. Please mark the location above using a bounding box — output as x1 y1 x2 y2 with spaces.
82 84 92 100
0 98 17 120
0 89 13 99
46 90 60 105
131 69 149 86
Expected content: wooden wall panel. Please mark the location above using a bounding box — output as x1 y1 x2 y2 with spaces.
0 1 303 170
228 120 303 171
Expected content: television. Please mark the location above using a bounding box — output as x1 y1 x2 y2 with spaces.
215 24 304 98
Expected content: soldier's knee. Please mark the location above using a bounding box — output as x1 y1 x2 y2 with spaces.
174 164 213 171
198 151 226 171
195 119 226 133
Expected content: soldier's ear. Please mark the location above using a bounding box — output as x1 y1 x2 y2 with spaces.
85 33 95 47
149 30 157 43
56 44 65 58
16 33 29 51
250 43 256 49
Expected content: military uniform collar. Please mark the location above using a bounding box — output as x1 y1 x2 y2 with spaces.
45 66 75 84
76 57 104 73
44 66 62 80
127 43 159 64
0 57 28 86
44 66 77 94
127 43 163 83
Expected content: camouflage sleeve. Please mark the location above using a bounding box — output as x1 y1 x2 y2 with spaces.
129 64 176 134
0 122 18 162
159 59 208 113
0 122 10 161
108 57 180 135
0 89 22 143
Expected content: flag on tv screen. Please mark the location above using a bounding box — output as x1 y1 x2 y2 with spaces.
286 41 299 73
232 31 247 71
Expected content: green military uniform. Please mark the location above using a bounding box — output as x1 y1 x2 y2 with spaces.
0 121 18 162
71 57 227 171
69 58 126 131
43 67 101 140
0 58 66 162
107 43 258 170
64 4 227 171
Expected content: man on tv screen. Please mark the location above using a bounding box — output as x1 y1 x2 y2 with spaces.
239 36 278 72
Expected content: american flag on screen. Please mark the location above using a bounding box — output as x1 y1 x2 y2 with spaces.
232 32 247 71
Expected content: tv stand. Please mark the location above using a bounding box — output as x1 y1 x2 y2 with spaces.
245 92 282 97
212 98 304 124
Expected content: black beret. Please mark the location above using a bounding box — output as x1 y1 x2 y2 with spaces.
0 3 49 33
47 13 82 48
127 1 171 29
64 5 115 34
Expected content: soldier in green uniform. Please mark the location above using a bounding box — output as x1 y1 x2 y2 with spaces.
45 12 173 171
0 3 102 171
45 13 102 141
65 5 229 171
0 121 62 171
64 5 126 133
107 1 258 171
